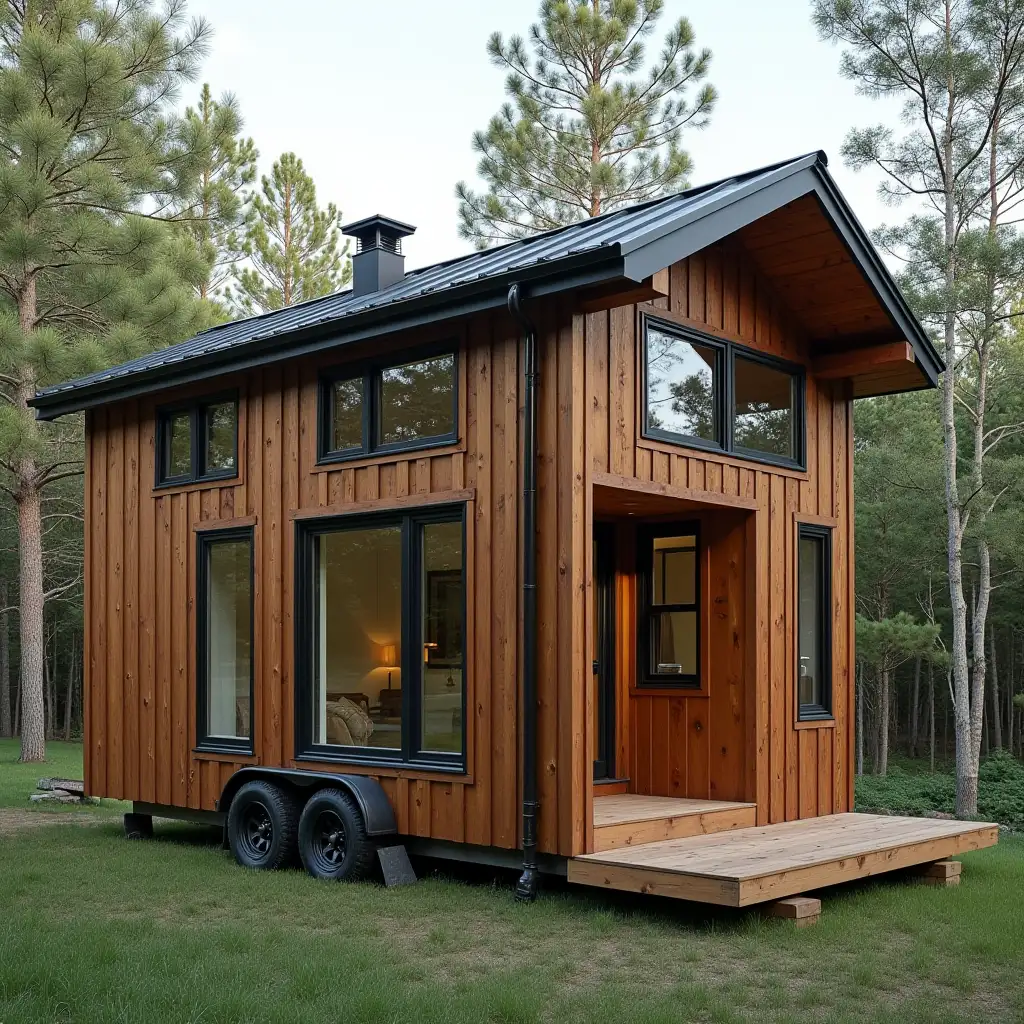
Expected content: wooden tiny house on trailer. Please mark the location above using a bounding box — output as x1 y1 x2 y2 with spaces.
32 152 997 907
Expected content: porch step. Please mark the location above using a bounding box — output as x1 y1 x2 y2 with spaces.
593 795 757 852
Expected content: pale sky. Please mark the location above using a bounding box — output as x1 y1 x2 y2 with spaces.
185 0 907 271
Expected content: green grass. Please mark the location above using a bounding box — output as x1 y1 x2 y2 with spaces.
1 743 1021 1022
0 738 124 815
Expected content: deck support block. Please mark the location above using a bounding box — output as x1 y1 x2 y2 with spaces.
765 896 820 927
914 859 962 886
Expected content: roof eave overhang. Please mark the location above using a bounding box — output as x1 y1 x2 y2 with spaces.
619 160 943 390
30 249 628 420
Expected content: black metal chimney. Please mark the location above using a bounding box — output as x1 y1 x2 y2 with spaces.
341 215 416 297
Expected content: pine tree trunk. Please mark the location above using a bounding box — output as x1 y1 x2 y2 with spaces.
910 655 921 758
44 636 53 741
0 580 10 738
877 664 890 776
15 276 46 763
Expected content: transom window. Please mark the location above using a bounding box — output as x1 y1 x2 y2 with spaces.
196 527 253 753
643 316 804 469
318 348 458 463
296 505 466 770
156 393 238 486
797 523 833 721
638 524 700 688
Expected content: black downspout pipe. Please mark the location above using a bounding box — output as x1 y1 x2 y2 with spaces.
508 282 540 902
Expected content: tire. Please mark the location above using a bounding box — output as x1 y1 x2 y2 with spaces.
298 788 375 882
227 780 299 870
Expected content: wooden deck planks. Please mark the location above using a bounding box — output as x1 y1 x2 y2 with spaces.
570 813 999 907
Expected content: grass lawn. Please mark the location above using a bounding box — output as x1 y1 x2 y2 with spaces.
1 745 1020 1023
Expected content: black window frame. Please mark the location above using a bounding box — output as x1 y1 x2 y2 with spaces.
641 314 806 471
637 521 701 690
155 391 239 488
796 522 833 722
294 502 468 772
195 525 255 755
317 343 459 465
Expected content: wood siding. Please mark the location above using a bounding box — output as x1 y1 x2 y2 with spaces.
583 239 855 825
84 305 586 857
84 231 855 863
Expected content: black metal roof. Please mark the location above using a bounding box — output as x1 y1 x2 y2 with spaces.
31 151 942 419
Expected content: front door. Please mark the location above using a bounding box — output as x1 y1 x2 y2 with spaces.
592 524 616 780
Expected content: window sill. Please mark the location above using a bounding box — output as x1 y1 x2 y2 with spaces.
638 435 809 481
314 437 463 472
794 716 835 730
151 473 241 497
293 753 470 783
193 746 258 761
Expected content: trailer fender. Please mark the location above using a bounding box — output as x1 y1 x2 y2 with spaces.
217 767 398 837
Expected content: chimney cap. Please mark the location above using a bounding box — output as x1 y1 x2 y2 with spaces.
341 214 417 242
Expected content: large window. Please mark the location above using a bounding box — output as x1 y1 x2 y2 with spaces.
196 528 253 752
318 348 458 463
643 316 804 469
797 523 832 721
638 523 700 688
157 393 239 487
297 505 466 769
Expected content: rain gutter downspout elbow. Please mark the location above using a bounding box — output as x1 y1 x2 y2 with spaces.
508 282 540 903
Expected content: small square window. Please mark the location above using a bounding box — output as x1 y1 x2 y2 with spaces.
318 348 459 464
157 393 238 487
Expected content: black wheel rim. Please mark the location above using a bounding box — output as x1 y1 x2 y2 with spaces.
309 809 347 873
240 801 274 861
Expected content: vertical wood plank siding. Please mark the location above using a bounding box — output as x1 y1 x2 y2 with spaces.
583 241 853 823
83 237 853 861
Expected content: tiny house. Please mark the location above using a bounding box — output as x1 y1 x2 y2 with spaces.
32 153 996 909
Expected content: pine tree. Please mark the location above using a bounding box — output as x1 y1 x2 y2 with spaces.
230 153 350 315
176 84 258 305
0 0 212 762
456 0 716 248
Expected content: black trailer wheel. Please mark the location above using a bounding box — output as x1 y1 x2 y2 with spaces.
298 788 375 882
227 780 298 870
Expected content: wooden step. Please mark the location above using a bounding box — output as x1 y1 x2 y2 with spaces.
593 795 757 852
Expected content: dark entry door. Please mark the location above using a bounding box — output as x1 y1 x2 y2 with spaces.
592 524 616 780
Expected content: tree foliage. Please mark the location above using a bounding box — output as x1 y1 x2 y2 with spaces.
175 83 258 305
230 152 350 315
456 0 716 247
0 0 213 761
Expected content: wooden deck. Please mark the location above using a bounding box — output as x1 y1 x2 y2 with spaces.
571 813 999 907
593 794 756 852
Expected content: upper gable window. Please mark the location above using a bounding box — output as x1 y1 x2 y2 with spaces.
319 348 458 463
157 393 239 487
642 316 804 470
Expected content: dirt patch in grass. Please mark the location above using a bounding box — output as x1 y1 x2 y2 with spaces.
0 807 104 836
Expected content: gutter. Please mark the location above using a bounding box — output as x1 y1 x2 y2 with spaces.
507 282 540 902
